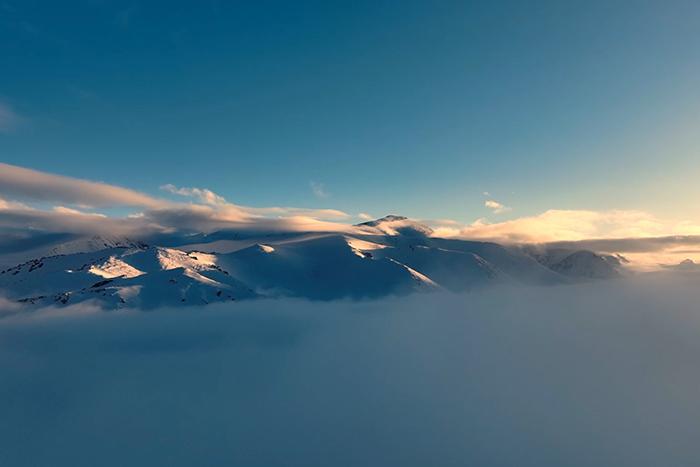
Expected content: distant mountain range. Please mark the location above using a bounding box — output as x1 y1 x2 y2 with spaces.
0 215 626 309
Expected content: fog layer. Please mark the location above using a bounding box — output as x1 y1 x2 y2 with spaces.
1 278 700 466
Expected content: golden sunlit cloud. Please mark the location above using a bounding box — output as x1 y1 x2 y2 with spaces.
430 209 700 270
435 209 700 243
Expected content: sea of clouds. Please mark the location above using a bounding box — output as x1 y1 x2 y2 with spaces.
2 277 700 466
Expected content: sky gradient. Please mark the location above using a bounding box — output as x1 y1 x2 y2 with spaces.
2 0 700 224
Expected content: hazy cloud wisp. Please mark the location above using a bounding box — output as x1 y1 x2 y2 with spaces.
0 102 22 133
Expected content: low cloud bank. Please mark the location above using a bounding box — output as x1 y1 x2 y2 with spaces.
0 163 354 236
2 279 700 466
3 163 700 267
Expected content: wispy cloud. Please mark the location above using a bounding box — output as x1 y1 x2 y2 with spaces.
484 199 511 214
0 196 27 210
52 206 107 218
248 206 348 219
115 5 139 28
160 184 227 206
0 102 23 133
358 213 373 221
310 181 329 199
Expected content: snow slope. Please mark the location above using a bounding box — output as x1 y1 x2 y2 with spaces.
0 233 147 269
0 246 255 309
218 235 439 300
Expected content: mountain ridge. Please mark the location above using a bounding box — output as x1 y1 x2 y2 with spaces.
0 215 624 310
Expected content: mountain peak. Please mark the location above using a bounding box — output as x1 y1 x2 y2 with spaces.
357 215 433 237
668 258 700 272
376 215 408 222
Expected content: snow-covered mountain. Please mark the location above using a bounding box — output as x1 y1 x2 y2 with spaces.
0 246 256 309
661 258 700 273
0 233 147 269
0 216 626 309
522 247 623 280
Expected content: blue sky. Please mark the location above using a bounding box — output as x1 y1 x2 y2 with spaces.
2 0 700 223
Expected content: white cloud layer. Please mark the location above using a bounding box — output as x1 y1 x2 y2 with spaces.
2 280 700 466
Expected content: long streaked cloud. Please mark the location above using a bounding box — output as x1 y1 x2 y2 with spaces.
0 198 354 237
249 206 348 219
143 204 351 234
0 163 165 208
0 163 355 235
544 235 700 254
0 204 156 235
